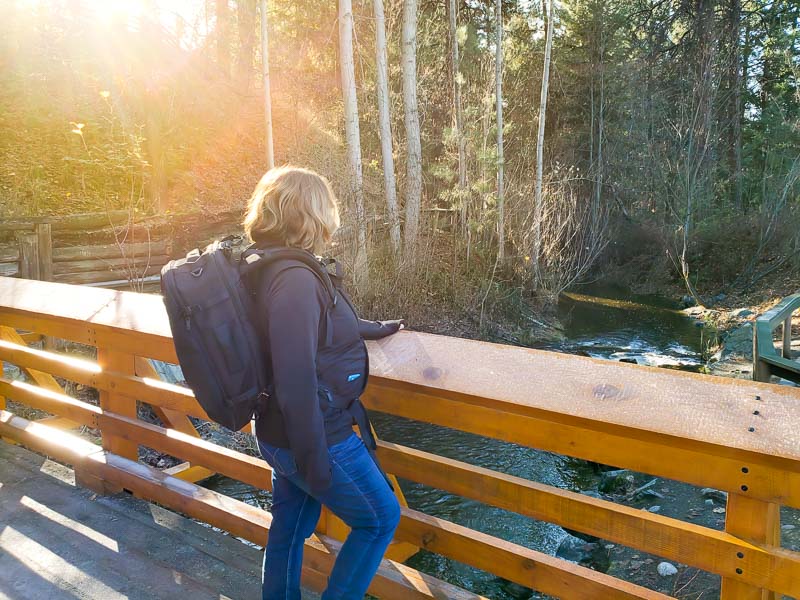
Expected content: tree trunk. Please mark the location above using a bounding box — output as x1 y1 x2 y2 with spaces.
216 0 231 77
739 18 752 211
236 0 255 90
141 6 166 213
260 0 274 169
533 0 554 283
145 109 166 213
726 0 743 210
374 0 401 254
402 0 422 256
692 0 717 218
594 4 605 220
449 0 467 227
338 0 369 285
495 0 505 261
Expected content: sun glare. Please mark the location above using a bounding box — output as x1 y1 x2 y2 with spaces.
17 0 145 26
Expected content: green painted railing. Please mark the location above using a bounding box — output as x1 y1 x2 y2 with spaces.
753 293 800 383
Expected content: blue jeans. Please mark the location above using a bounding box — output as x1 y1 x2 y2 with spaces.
258 433 401 600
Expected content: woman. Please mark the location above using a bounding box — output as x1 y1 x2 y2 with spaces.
243 166 403 600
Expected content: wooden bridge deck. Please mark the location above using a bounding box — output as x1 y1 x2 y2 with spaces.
0 442 315 600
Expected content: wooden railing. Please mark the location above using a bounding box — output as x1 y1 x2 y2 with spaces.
1 277 799 599
753 293 800 384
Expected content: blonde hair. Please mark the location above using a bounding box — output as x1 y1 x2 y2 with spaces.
243 166 340 254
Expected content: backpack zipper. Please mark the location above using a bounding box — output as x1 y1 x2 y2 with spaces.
338 290 371 394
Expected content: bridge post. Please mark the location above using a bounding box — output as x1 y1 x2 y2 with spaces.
35 223 53 282
782 314 793 359
97 348 139 460
720 494 780 600
76 348 140 495
752 325 771 383
16 231 40 280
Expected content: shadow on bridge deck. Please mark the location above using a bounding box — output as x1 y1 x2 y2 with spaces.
0 442 313 600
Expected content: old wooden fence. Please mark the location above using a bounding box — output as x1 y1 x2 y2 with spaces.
0 210 242 288
1 277 799 599
0 210 362 290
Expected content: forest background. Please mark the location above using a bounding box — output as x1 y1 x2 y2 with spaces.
0 0 798 336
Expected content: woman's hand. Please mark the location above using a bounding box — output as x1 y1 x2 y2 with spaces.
379 319 405 335
358 318 406 340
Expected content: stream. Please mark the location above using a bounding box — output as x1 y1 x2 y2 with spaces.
548 283 712 370
203 286 799 599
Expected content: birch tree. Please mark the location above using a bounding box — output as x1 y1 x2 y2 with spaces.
338 0 368 283
449 0 467 227
374 0 400 254
726 0 743 209
260 0 274 169
402 0 422 256
216 0 231 77
495 0 505 261
236 0 255 90
533 0 554 283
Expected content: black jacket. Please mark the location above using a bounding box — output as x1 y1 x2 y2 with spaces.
251 249 397 494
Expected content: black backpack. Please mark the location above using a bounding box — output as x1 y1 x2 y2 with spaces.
160 237 336 431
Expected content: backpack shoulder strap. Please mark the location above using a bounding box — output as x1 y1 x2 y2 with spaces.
241 247 337 305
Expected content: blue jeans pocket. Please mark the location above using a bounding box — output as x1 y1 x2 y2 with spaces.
258 441 298 477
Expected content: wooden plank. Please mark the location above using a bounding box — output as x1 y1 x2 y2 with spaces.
0 310 107 352
96 348 138 461
395 506 671 600
0 338 205 419
0 211 131 232
0 350 7 444
365 382 800 509
36 415 82 430
0 326 66 394
54 224 166 248
54 263 167 285
0 411 485 600
753 323 772 383
365 332 800 463
0 263 19 277
133 356 216 484
35 223 53 281
0 280 178 362
162 462 216 483
98 413 268 488
19 332 43 344
53 255 170 276
133 357 201 437
0 378 100 427
758 294 800 329
53 240 170 262
16 232 40 280
720 495 781 600
782 315 793 359
0 279 174 341
0 247 19 263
